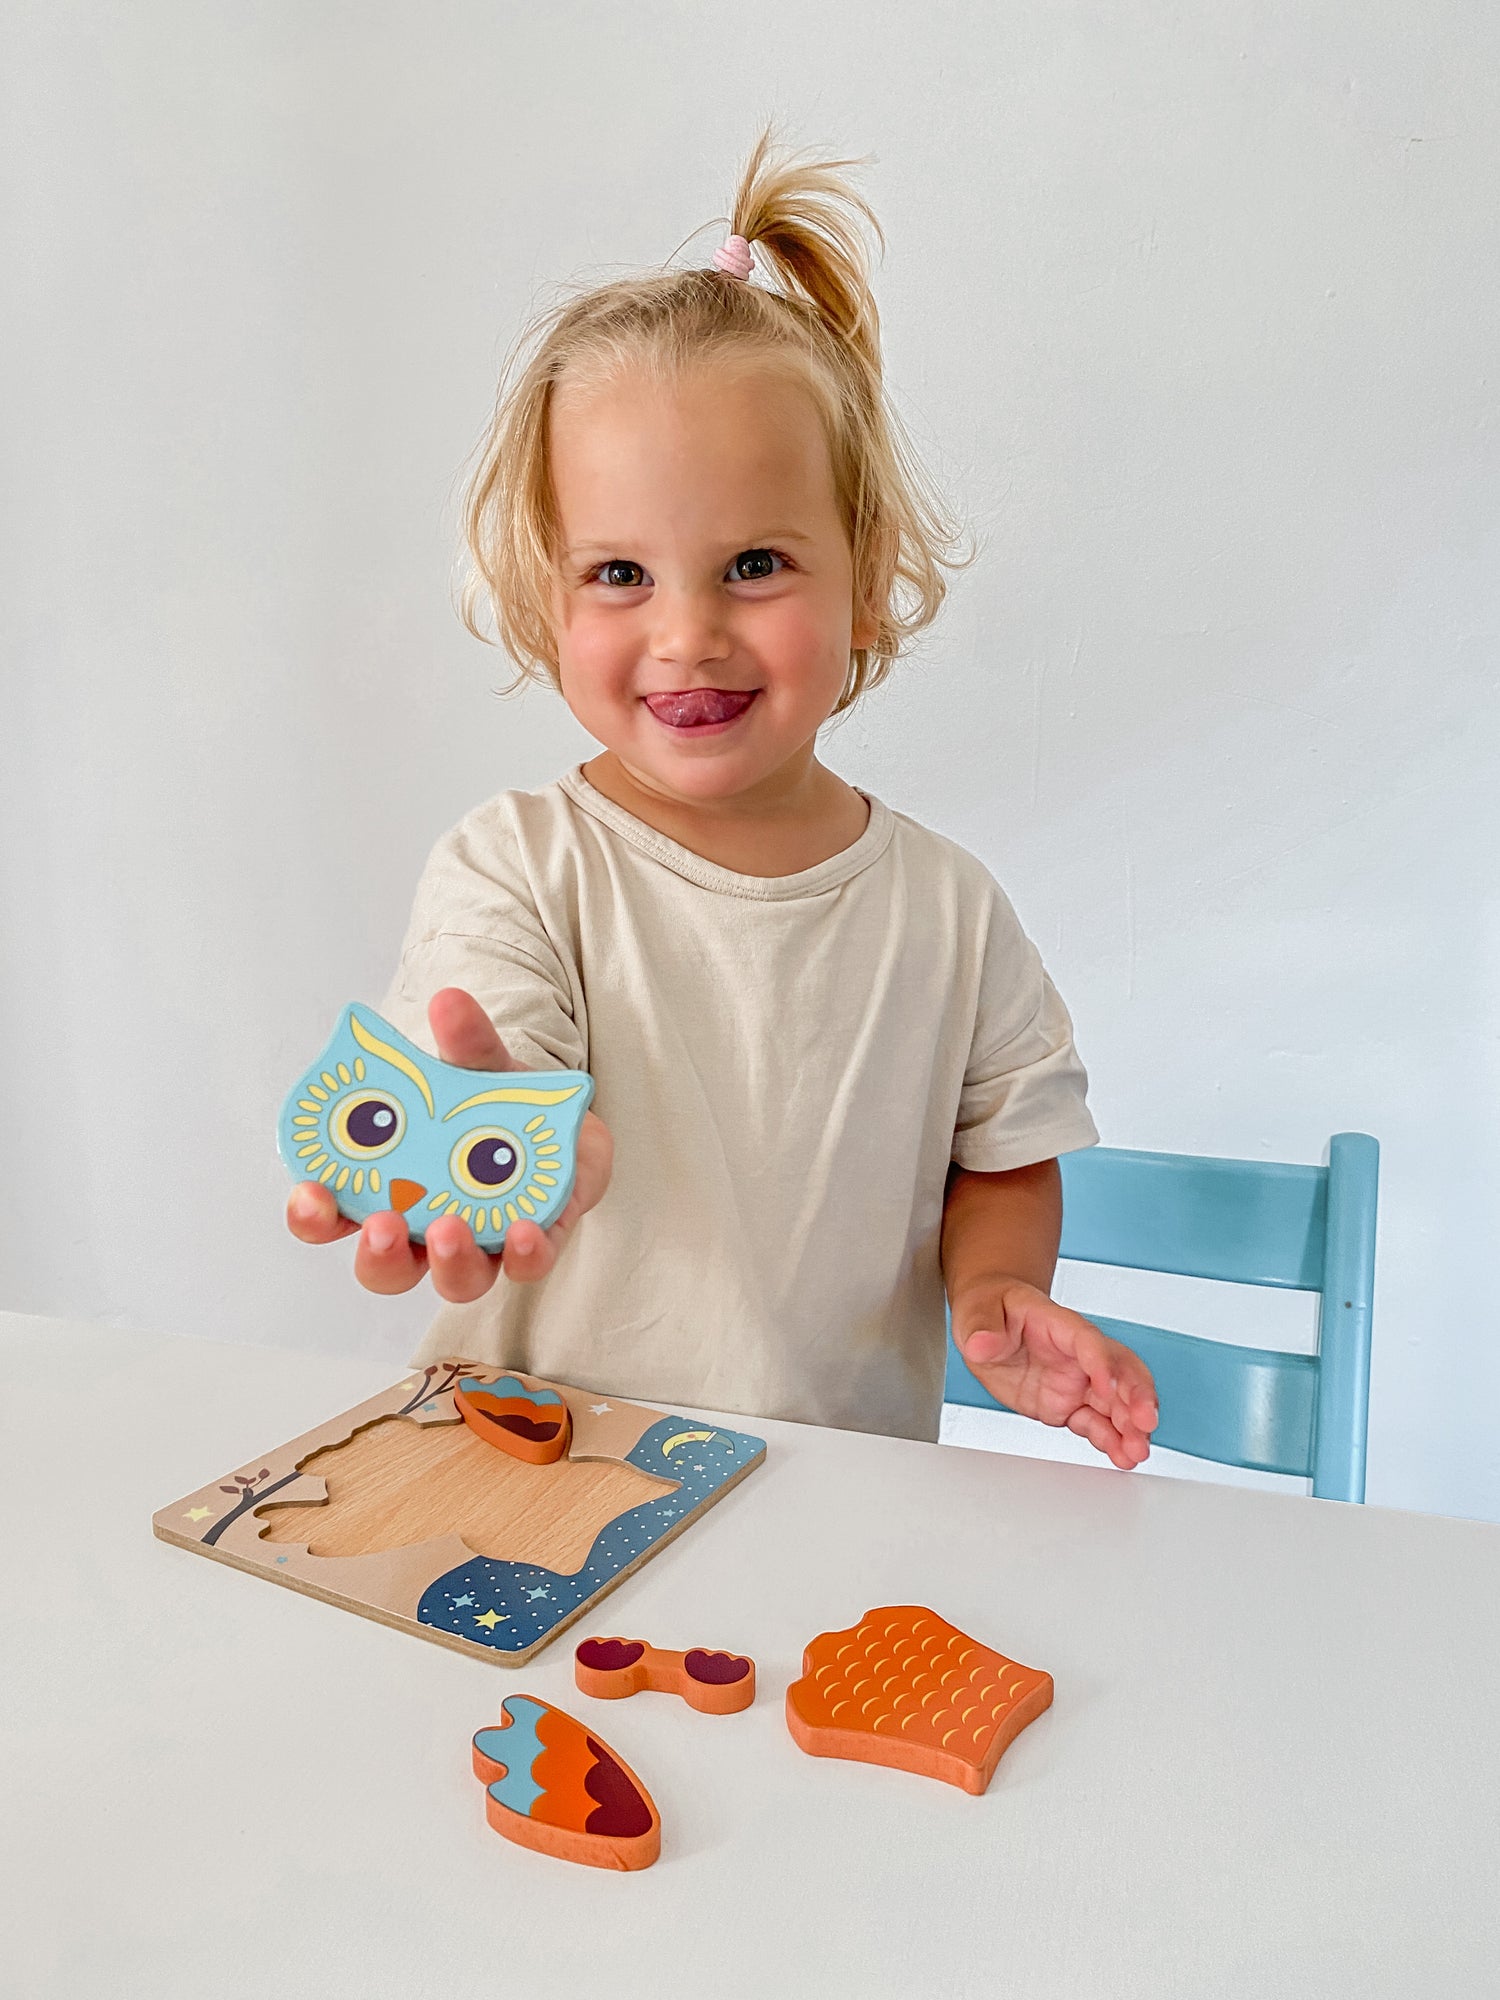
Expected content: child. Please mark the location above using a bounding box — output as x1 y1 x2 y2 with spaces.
287 125 1158 1471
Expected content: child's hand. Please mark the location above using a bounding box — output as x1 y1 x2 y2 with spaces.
284 987 613 1303
951 1280 1158 1471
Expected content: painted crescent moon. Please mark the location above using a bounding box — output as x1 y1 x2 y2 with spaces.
661 1428 716 1460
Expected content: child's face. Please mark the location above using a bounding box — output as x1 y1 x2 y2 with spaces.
548 361 876 805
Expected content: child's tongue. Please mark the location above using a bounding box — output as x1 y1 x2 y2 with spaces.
644 688 756 728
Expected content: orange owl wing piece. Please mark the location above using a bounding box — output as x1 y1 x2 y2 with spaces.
472 1694 660 1870
455 1375 572 1465
784 1605 1052 1796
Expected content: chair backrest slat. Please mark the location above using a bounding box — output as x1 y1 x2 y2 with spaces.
1085 1317 1317 1475
1058 1147 1327 1291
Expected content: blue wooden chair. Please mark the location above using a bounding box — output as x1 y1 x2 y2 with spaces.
943 1133 1379 1501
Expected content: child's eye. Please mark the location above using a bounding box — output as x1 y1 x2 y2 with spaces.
729 548 788 582
593 559 646 589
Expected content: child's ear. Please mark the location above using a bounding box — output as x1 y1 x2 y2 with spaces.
851 600 880 651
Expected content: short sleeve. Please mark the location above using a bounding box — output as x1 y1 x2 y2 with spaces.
951 876 1100 1171
376 814 587 1074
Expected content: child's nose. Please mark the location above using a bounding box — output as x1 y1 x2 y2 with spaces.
646 587 734 667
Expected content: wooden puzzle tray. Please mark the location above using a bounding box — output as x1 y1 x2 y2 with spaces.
153 1361 766 1665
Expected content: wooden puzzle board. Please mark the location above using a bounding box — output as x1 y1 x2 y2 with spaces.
153 1361 766 1665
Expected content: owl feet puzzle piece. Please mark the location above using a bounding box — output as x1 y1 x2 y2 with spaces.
785 1605 1053 1795
278 1003 593 1250
472 1695 661 1871
574 1636 756 1714
153 1363 765 1666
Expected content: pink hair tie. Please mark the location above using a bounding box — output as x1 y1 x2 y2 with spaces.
713 233 755 280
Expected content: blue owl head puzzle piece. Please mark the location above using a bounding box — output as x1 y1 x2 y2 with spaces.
278 1004 594 1251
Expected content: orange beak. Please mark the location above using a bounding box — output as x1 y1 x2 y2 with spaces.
389 1179 427 1212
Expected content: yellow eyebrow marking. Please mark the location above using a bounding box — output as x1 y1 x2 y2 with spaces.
348 1012 435 1117
442 1084 583 1119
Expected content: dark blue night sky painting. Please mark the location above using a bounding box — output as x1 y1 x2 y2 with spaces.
417 1416 764 1655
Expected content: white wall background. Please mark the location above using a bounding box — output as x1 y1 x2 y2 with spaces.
4 3 1496 1521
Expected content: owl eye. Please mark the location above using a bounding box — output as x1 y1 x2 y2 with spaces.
330 1091 406 1159
449 1126 525 1198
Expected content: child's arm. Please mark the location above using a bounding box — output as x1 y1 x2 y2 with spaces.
286 987 613 1301
941 1160 1158 1470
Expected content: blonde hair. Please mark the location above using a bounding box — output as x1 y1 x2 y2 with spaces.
456 120 976 719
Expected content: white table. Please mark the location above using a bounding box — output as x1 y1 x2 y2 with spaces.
3 1309 1497 1999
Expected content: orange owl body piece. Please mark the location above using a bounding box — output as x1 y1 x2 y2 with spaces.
574 1636 756 1714
785 1605 1053 1795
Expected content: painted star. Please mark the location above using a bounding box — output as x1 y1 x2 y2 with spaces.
525 1586 551 1602
452 1593 475 1608
589 1402 612 1416
474 1609 507 1630
183 1506 213 1522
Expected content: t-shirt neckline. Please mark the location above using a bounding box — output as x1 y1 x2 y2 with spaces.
557 764 894 901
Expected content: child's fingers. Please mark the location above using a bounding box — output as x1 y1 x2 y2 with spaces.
351 1211 432 1294
1067 1403 1149 1471
499 1216 558 1284
287 1182 359 1244
1065 1404 1130 1467
574 1111 614 1212
1102 1346 1159 1434
424 1213 504 1302
1126 1379 1160 1431
427 987 528 1073
1072 1335 1159 1434
1063 1312 1122 1411
959 1325 1011 1368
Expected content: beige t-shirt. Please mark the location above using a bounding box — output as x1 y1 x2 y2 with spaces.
379 765 1099 1441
